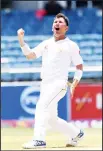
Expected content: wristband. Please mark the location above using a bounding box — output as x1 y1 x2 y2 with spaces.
74 69 83 81
21 43 31 55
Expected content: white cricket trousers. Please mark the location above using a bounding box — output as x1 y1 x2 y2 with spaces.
34 79 80 141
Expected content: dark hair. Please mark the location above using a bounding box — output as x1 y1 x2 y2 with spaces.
54 13 69 26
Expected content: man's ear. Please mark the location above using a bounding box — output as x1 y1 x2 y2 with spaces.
66 26 69 32
52 26 53 31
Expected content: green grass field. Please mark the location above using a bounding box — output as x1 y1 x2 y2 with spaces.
1 127 102 150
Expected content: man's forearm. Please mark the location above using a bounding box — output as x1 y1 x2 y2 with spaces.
17 28 36 59
18 36 25 47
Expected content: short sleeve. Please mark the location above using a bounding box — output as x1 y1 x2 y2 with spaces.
70 43 83 66
31 40 46 58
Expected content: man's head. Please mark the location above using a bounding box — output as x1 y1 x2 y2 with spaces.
52 13 69 37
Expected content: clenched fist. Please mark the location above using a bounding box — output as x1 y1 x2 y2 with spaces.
17 28 25 37
17 28 25 47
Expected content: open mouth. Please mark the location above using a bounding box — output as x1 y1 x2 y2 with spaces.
55 27 60 31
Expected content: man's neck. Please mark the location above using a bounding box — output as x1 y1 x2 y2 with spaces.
54 34 66 41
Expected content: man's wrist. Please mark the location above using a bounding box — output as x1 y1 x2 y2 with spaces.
18 36 25 47
74 69 83 82
20 43 31 55
20 42 25 47
72 79 79 88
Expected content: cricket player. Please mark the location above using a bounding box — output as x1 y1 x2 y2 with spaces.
17 13 84 149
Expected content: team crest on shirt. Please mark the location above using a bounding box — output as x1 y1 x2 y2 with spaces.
44 45 48 49
57 45 63 52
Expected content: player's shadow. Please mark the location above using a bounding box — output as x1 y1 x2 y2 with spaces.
52 145 86 148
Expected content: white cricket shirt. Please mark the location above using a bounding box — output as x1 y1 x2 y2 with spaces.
25 37 83 81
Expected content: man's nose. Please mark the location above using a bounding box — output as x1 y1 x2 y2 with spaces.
56 22 59 25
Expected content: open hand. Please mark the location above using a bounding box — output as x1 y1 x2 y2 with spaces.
67 81 76 98
70 84 76 98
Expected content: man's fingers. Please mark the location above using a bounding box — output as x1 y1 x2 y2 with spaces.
67 81 74 97
70 87 74 98
17 28 25 35
70 84 75 98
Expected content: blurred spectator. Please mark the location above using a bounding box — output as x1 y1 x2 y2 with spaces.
44 0 63 15
1 0 12 9
66 1 72 10
76 0 88 8
35 9 47 20
92 0 103 9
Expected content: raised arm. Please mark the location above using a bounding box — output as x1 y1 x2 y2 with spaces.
17 28 37 60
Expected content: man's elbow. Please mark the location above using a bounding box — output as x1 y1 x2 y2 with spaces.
26 55 32 60
76 64 83 70
26 53 36 60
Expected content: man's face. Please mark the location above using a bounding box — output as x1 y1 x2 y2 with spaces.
52 17 68 37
